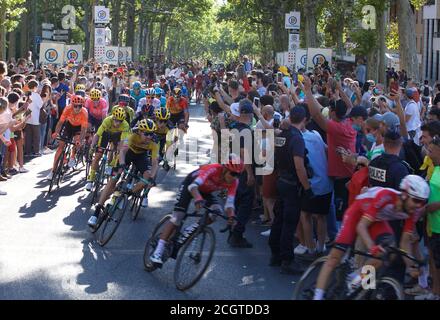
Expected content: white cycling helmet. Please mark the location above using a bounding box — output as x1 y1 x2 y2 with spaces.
399 175 430 201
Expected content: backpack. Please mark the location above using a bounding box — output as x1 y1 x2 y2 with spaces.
423 86 430 97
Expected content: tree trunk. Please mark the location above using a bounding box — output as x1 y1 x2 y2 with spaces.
8 30 17 60
304 1 319 48
111 0 122 46
367 48 379 82
0 9 6 60
20 5 29 58
126 0 135 47
396 0 419 81
378 9 387 85
271 8 287 54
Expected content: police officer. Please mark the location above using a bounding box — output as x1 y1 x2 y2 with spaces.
369 130 412 190
269 105 313 274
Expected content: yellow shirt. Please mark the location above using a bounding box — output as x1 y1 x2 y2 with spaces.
128 133 159 159
420 156 435 181
97 116 130 143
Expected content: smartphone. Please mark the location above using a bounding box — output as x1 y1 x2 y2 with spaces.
254 97 260 105
277 72 283 83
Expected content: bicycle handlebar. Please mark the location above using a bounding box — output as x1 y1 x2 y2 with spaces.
352 245 426 266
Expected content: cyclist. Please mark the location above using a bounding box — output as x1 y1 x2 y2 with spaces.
155 87 167 108
116 94 136 124
131 102 156 128
167 87 189 129
130 81 146 110
87 119 159 227
95 81 109 108
313 175 430 300
154 107 173 162
149 154 244 266
46 95 88 180
85 89 108 133
85 107 130 192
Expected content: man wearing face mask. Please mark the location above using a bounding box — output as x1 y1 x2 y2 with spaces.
349 106 368 157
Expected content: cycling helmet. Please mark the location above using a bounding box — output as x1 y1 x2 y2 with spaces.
153 83 160 89
118 94 131 106
133 81 142 90
112 107 127 121
75 84 86 92
399 175 430 201
136 119 157 133
174 87 182 96
95 82 105 90
177 79 184 85
154 88 163 96
75 90 86 98
90 89 102 101
71 95 85 106
224 154 244 174
147 88 155 96
155 107 171 121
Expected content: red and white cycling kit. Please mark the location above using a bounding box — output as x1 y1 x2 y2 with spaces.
85 98 108 120
335 187 420 249
191 164 239 210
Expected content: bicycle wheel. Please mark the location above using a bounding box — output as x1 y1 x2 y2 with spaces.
48 150 64 194
354 277 404 300
174 227 216 291
131 195 141 221
143 215 172 272
91 160 106 205
98 195 128 247
292 256 347 300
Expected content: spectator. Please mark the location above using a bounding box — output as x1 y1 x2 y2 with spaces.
355 59 367 88
255 71 266 97
56 72 70 116
405 87 422 145
270 105 312 274
24 80 43 157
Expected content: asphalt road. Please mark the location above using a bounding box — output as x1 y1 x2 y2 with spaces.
0 103 301 300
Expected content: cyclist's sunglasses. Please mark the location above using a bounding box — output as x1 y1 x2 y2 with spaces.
142 132 154 138
410 197 427 205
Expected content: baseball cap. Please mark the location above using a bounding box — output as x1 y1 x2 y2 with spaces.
406 87 417 98
373 112 400 130
349 106 368 120
279 66 289 76
239 99 254 114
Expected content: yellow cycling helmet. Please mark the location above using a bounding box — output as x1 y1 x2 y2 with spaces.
155 107 171 121
112 107 126 121
75 84 86 92
90 89 102 101
137 119 157 133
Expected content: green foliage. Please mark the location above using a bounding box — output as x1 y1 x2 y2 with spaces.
386 22 399 50
0 0 27 31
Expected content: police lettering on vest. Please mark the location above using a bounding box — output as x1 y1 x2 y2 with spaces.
369 154 412 188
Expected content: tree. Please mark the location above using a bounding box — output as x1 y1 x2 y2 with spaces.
0 0 26 60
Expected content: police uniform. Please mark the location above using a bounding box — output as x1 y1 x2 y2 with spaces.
269 125 305 264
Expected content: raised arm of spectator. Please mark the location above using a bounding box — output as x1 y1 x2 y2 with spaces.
214 91 232 115
337 80 354 115
352 82 362 106
389 90 408 138
299 75 328 132
219 86 234 105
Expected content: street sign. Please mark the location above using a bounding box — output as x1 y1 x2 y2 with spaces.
95 6 110 24
296 49 308 71
307 48 333 70
40 42 64 65
65 45 83 62
53 30 69 35
53 35 69 41
42 23 54 30
288 33 300 52
42 31 53 40
285 12 301 30
105 46 119 65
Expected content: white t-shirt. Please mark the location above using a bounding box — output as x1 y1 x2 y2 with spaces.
405 100 421 131
0 108 13 140
103 76 113 91
27 92 44 125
